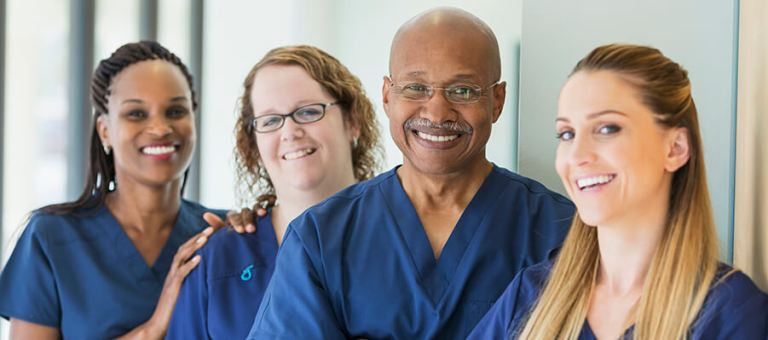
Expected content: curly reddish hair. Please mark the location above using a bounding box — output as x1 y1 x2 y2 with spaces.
234 45 382 205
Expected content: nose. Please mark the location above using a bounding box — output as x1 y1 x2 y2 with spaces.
279 117 305 142
421 88 456 123
566 135 597 166
146 113 173 137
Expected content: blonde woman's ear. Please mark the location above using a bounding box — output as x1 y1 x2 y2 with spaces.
664 127 691 172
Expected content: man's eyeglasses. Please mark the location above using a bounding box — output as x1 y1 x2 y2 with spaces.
389 79 500 104
250 102 337 133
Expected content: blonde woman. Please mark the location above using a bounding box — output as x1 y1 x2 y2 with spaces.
469 44 768 339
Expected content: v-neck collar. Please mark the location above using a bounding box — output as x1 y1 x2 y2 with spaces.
95 201 200 283
379 165 508 304
582 320 635 339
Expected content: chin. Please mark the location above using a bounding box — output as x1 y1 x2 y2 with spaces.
405 157 465 176
289 176 325 192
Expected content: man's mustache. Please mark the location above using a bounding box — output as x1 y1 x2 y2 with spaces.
404 118 473 134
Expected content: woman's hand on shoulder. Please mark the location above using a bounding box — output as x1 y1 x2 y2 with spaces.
116 224 219 339
216 195 276 234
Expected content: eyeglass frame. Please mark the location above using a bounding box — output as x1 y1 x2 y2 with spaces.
386 76 501 104
249 102 338 133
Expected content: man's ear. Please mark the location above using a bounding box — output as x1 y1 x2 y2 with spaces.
382 76 392 118
664 127 691 172
491 81 506 123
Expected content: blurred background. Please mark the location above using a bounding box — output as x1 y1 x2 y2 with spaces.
0 0 765 337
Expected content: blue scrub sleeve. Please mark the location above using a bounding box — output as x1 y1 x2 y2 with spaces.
694 272 768 339
247 227 346 339
0 218 61 327
467 269 526 340
165 249 210 339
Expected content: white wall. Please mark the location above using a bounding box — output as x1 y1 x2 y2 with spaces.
199 0 523 209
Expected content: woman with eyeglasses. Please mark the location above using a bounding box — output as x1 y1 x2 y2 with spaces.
0 41 241 339
468 44 768 339
165 45 382 339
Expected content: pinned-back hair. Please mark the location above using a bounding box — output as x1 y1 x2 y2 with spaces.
518 44 718 339
41 41 196 214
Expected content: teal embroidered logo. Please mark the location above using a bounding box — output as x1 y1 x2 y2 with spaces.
240 264 254 282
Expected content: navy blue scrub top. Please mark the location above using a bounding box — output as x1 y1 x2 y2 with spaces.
166 212 278 339
468 259 768 339
0 199 223 339
248 165 575 339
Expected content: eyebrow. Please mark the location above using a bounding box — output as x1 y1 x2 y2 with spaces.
555 110 627 123
120 96 189 105
398 72 480 83
254 100 327 116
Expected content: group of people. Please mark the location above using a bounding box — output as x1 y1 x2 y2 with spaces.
0 6 766 340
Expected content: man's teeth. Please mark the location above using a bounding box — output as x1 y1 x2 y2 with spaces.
283 148 315 160
416 131 458 142
577 175 615 189
142 145 175 155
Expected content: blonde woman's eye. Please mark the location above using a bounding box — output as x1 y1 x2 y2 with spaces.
598 124 621 135
556 130 574 141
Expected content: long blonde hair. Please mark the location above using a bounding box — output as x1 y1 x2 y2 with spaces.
518 44 719 339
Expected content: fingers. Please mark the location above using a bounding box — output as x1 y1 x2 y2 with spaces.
203 212 225 231
227 210 245 233
240 208 256 233
256 207 268 218
228 208 256 234
176 254 202 278
172 227 214 268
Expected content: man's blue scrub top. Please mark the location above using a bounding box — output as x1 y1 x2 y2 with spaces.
468 260 768 339
166 213 278 339
248 165 575 339
0 199 221 339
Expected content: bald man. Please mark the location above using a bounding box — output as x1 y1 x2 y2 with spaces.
247 8 574 339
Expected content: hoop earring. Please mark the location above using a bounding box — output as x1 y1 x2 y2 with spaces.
352 137 359 149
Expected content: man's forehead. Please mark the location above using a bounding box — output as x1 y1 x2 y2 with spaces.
392 69 484 82
389 8 500 81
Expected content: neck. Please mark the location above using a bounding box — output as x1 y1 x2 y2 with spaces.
271 173 357 245
398 158 493 212
105 180 182 234
596 201 668 295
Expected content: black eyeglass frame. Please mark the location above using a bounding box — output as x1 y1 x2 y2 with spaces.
250 102 338 133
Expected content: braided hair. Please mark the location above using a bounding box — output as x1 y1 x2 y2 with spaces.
41 41 197 215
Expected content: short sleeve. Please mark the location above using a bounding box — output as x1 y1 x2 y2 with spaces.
692 271 768 339
247 226 346 339
0 216 61 327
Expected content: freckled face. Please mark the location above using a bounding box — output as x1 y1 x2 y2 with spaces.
555 71 675 226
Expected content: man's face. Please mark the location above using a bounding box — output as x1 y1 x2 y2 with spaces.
383 27 506 176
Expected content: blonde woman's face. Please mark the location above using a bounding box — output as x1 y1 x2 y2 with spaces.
554 70 679 227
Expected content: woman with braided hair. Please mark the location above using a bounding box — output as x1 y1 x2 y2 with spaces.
0 41 229 339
